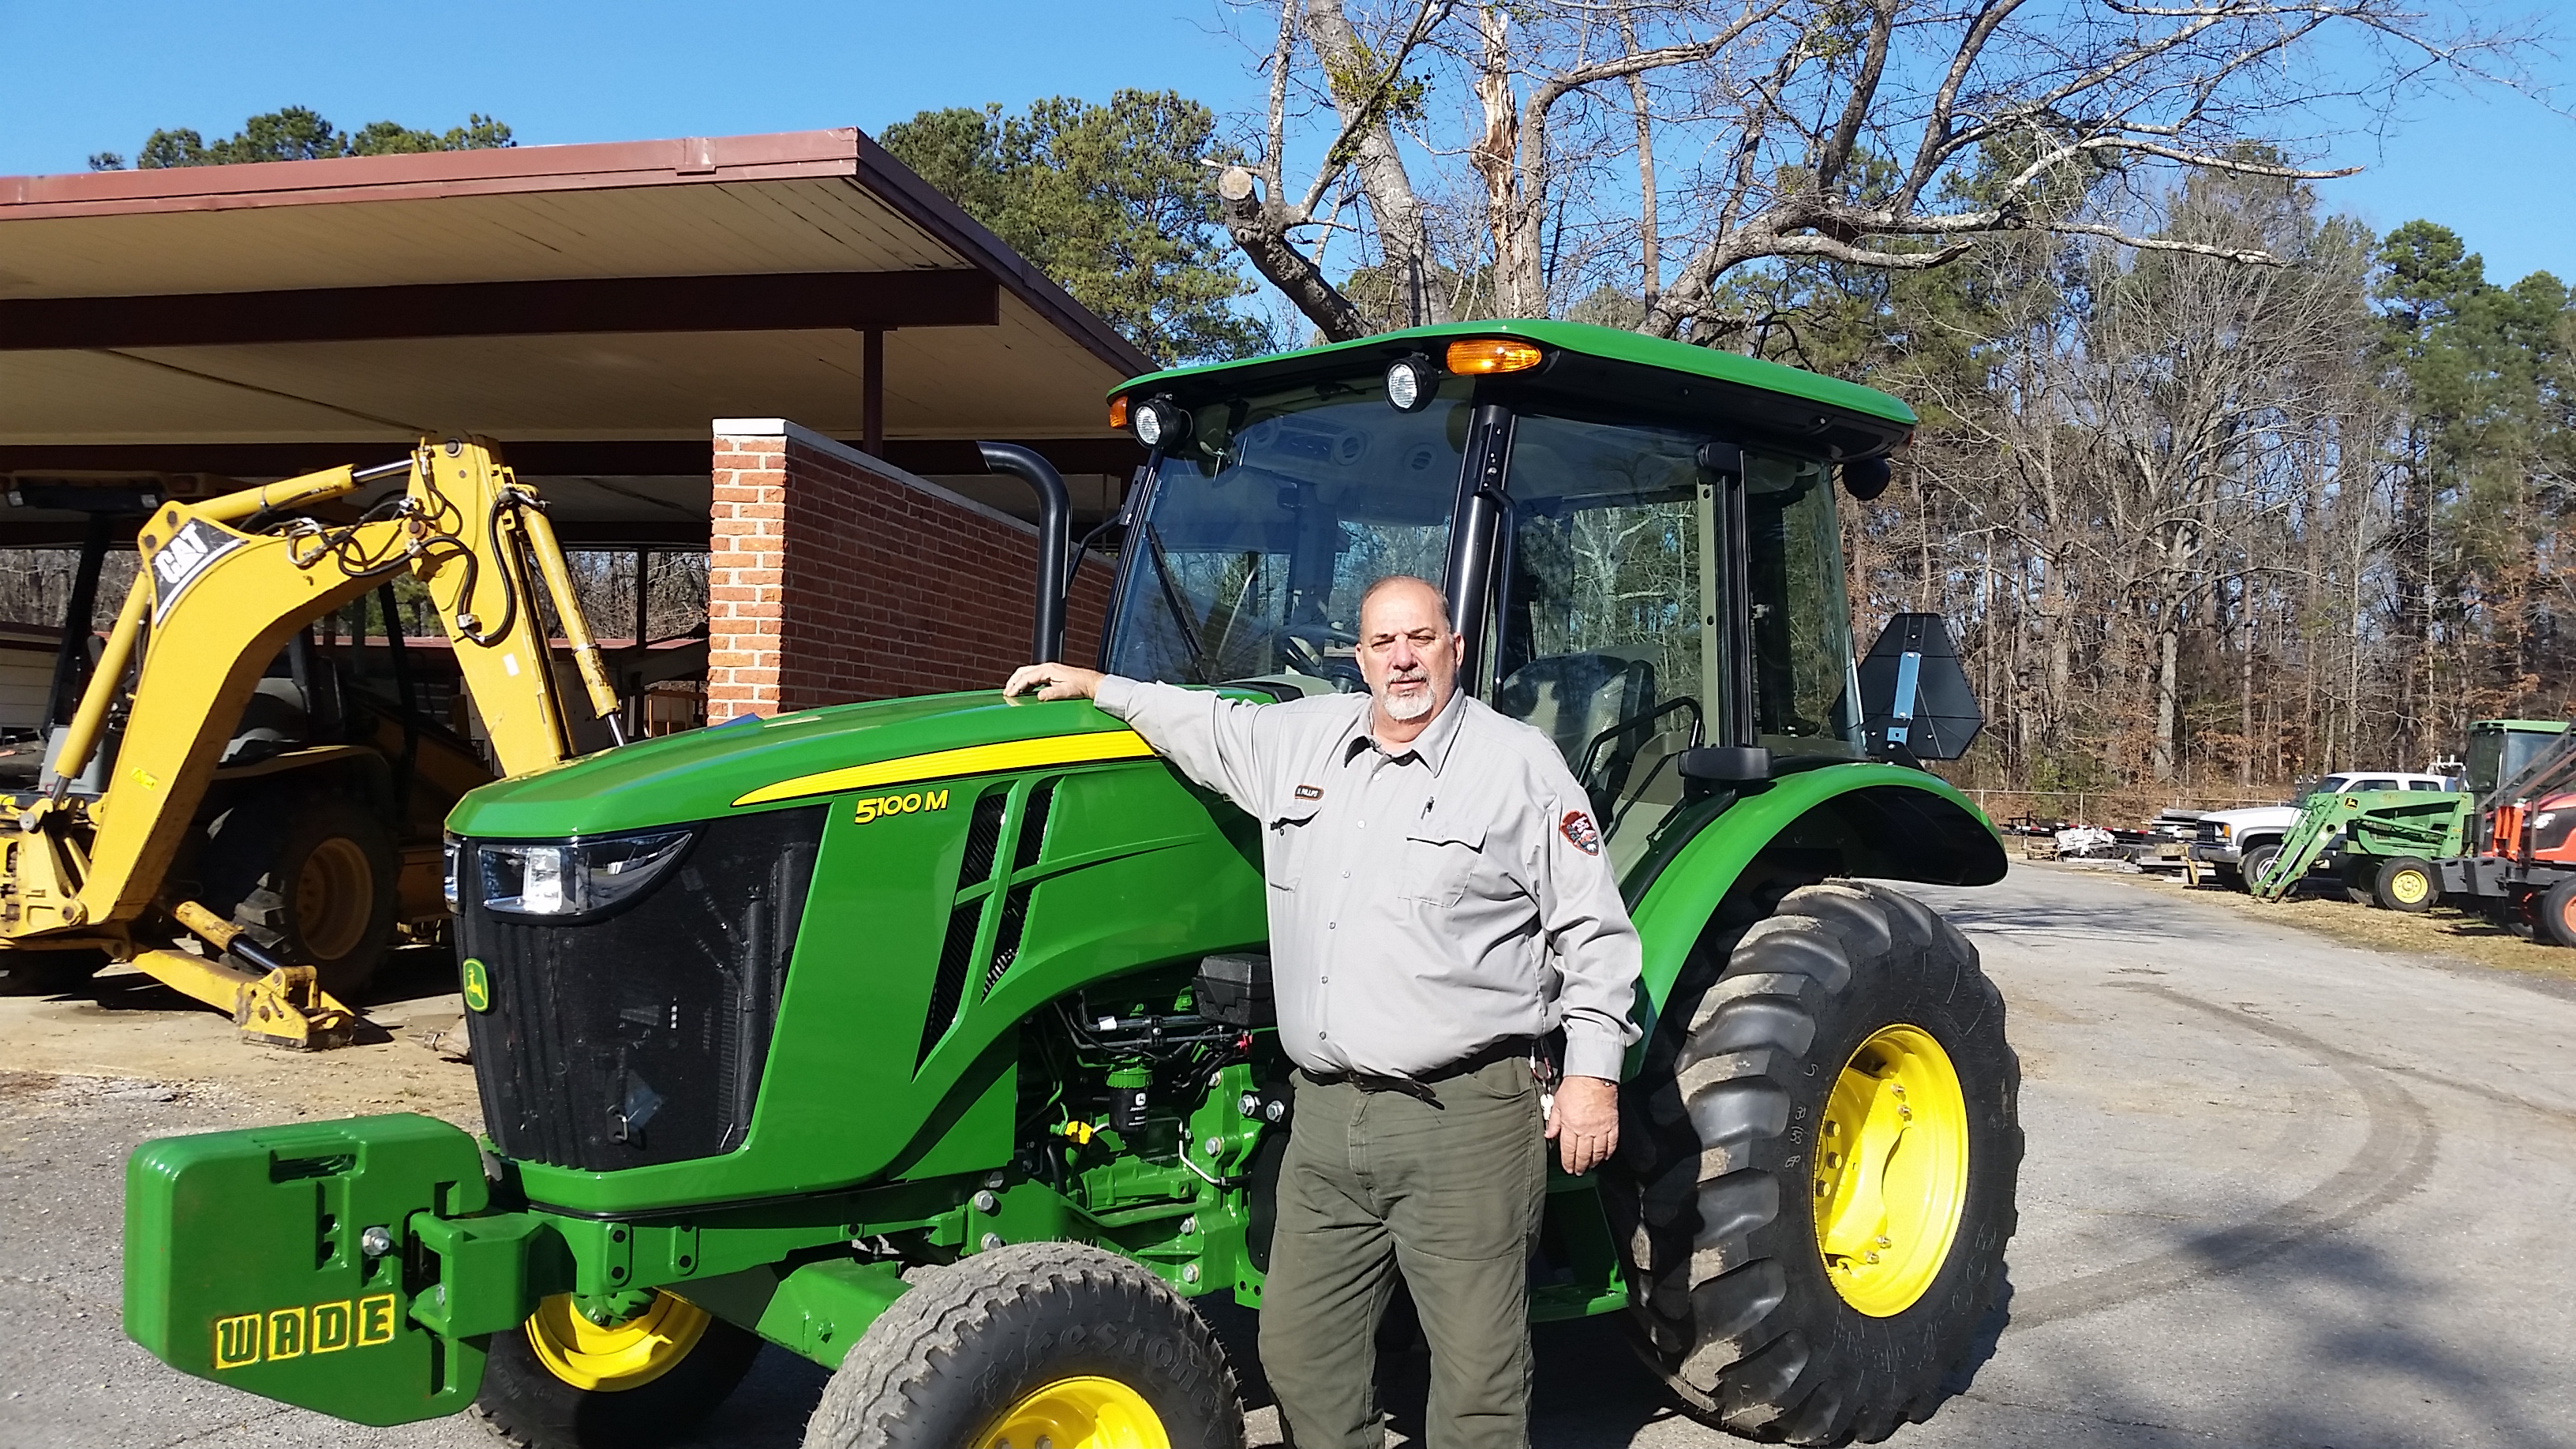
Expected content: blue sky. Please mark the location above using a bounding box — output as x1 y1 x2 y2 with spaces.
2 0 2566 287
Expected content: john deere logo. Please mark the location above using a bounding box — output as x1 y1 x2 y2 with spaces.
461 958 491 1013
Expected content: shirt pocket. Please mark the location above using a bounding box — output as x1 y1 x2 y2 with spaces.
1266 788 1322 892
1400 814 1487 908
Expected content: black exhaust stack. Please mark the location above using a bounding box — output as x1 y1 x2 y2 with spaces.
976 442 1072 664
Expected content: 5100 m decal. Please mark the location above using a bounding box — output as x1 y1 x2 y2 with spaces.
213 1293 399 1369
854 788 949 824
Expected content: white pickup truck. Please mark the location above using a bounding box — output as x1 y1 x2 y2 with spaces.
2188 771 2461 888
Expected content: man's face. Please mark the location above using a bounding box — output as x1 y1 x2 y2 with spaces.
1357 582 1462 725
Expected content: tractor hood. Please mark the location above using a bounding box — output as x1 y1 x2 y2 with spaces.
447 691 1151 838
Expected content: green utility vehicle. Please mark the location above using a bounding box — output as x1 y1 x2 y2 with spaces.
124 321 2017 1448
2250 720 2568 910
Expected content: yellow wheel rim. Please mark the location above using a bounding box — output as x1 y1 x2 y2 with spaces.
2390 868 2431 906
294 835 375 962
978 1375 1167 1447
523 1292 709 1392
1812 1023 1971 1317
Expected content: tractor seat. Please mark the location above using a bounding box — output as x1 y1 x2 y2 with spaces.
220 677 312 767
1496 653 1655 796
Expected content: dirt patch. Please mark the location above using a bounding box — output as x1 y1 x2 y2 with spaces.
2043 857 2576 985
0 948 482 1129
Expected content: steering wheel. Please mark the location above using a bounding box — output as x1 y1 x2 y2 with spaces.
1277 624 1365 692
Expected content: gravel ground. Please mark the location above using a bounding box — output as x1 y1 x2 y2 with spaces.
4 861 2572 1448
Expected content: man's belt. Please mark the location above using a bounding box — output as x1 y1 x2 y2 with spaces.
1302 1035 1537 1108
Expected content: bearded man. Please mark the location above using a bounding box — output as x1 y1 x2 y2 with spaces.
1003 573 1642 1449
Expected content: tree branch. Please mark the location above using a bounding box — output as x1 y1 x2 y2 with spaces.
1217 165 1371 339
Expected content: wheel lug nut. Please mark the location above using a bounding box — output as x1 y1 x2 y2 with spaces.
1866 1252 1880 1263
1876 1236 1891 1248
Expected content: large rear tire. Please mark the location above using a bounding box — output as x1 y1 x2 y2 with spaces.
471 1291 760 1449
2537 878 2576 947
1608 882 2020 1445
803 1243 1242 1449
200 792 398 998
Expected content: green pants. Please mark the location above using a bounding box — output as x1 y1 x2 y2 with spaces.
1259 1055 1547 1449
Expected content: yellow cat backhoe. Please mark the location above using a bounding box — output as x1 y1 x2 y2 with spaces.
1 438 623 1046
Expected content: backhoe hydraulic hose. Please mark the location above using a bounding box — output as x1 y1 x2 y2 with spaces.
976 442 1072 664
455 493 522 648
518 500 627 746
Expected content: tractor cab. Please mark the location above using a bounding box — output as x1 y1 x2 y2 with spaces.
1099 320 1951 869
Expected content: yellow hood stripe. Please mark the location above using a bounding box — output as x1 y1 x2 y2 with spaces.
731 729 1156 807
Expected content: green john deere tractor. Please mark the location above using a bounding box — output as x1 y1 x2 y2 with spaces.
124 320 2017 1448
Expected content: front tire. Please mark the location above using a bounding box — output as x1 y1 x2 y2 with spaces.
2239 842 2282 894
803 1243 1242 1449
1609 882 2020 1445
471 1291 760 1449
2373 857 2439 913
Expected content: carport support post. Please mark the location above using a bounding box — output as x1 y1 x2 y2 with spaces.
630 548 649 736
862 328 885 457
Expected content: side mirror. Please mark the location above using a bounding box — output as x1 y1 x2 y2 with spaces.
1856 613 1981 762
1840 457 1893 501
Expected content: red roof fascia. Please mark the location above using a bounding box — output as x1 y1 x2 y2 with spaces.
0 130 862 218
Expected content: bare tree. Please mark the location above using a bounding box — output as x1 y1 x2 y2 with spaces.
1217 0 2535 342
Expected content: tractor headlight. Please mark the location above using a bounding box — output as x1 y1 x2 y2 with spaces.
1131 396 1189 449
443 833 462 911
477 829 694 919
1385 354 1437 412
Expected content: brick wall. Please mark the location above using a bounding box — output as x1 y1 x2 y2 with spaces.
706 419 1114 720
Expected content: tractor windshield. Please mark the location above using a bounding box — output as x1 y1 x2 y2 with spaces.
1104 373 1470 691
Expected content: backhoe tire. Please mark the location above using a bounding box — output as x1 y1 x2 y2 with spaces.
803 1242 1244 1449
470 1291 760 1449
1608 882 2020 1446
2373 857 2439 914
2537 878 2576 948
2238 843 2282 896
200 792 398 999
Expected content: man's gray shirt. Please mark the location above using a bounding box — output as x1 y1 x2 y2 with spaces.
1091 676 1643 1082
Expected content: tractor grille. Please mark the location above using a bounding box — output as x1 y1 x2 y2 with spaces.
458 807 823 1172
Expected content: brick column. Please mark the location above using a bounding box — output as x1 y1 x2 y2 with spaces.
705 420 1115 721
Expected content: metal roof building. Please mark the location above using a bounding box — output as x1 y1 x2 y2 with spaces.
0 128 1149 546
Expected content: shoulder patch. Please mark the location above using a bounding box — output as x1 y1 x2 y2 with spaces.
1560 810 1601 856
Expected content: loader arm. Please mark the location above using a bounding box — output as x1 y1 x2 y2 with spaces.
8 439 619 1042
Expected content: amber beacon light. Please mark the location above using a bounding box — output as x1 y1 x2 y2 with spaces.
1443 338 1545 374
1107 395 1129 430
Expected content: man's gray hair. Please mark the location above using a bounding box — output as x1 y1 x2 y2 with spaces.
1359 575 1455 631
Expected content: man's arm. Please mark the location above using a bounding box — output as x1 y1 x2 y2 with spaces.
1002 665 1275 809
1524 770 1645 1175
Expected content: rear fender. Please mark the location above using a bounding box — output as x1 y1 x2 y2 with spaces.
1624 762 2002 1043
